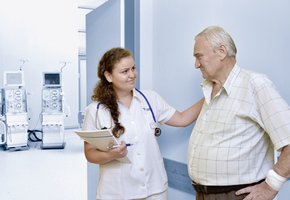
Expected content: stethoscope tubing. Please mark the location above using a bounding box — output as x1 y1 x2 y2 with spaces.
95 88 161 136
135 88 157 123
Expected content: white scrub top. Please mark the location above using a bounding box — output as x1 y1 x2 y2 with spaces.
82 89 176 199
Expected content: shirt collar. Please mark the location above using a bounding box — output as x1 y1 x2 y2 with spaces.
116 89 142 105
201 64 240 102
132 88 144 102
222 64 240 95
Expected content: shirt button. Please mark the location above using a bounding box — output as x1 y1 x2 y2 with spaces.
140 168 144 171
137 152 141 155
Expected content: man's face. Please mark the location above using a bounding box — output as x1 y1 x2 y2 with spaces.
193 36 221 81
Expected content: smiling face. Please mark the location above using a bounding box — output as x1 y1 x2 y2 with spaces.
104 56 137 94
193 36 223 81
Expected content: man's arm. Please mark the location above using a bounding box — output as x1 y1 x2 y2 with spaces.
236 145 290 200
273 145 290 179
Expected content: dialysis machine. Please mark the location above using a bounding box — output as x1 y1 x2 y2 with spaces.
0 90 7 146
41 72 65 149
1 71 29 150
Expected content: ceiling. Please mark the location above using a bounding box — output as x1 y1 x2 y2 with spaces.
78 0 108 9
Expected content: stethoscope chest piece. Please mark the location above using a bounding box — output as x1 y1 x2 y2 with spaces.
154 127 162 137
150 122 161 137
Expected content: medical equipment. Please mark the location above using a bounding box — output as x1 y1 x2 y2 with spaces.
1 70 29 150
3 71 25 87
0 90 7 145
43 72 61 87
0 121 6 145
95 88 162 137
41 72 65 149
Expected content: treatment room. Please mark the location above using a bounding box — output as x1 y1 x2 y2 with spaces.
0 0 290 199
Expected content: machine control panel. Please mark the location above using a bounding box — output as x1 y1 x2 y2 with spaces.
3 89 27 114
42 88 63 114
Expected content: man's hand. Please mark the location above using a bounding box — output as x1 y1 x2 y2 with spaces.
235 181 278 200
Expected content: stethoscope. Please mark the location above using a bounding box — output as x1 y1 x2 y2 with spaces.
95 88 162 137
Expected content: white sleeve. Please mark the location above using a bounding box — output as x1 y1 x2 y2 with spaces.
82 103 97 131
142 90 176 124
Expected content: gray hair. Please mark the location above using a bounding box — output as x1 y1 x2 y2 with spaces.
195 26 237 57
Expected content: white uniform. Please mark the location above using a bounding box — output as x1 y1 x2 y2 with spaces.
83 89 176 200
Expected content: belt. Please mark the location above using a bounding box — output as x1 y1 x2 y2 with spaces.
192 179 265 194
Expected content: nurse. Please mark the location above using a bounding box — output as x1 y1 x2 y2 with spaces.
83 47 203 200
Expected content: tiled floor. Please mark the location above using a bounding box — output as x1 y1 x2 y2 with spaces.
0 129 87 200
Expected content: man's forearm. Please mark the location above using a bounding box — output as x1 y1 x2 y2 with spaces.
266 145 290 191
273 145 290 178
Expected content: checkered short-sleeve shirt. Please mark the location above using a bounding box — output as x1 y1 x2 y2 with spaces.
188 65 290 186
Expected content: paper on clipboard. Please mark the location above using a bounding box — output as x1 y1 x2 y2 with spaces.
75 129 131 163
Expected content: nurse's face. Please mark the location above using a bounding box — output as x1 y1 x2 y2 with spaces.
105 56 137 94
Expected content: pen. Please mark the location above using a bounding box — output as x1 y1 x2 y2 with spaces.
108 143 134 149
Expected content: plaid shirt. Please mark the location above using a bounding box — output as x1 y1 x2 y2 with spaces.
188 64 290 185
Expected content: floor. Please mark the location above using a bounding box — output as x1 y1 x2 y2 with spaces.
2 129 288 200
0 129 87 200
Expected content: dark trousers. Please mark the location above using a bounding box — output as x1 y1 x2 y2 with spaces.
196 190 248 200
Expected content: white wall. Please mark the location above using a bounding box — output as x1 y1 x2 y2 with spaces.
139 0 154 89
0 0 79 129
86 1 126 199
150 0 290 161
139 0 290 199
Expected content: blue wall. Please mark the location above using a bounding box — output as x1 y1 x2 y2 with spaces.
86 0 290 199
86 1 124 199
147 0 290 199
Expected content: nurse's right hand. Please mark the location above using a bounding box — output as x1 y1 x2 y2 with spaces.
108 141 128 160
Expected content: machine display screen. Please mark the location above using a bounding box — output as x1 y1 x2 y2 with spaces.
43 73 61 87
4 71 24 87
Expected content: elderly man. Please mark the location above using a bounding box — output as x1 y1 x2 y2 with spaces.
188 26 290 200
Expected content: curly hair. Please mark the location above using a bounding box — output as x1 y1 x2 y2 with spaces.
91 47 132 138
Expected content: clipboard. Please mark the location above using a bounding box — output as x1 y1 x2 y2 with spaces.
75 129 131 163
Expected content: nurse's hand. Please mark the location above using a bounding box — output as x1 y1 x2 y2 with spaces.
108 141 128 159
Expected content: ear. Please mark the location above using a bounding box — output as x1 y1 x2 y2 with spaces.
104 71 112 83
218 45 227 60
